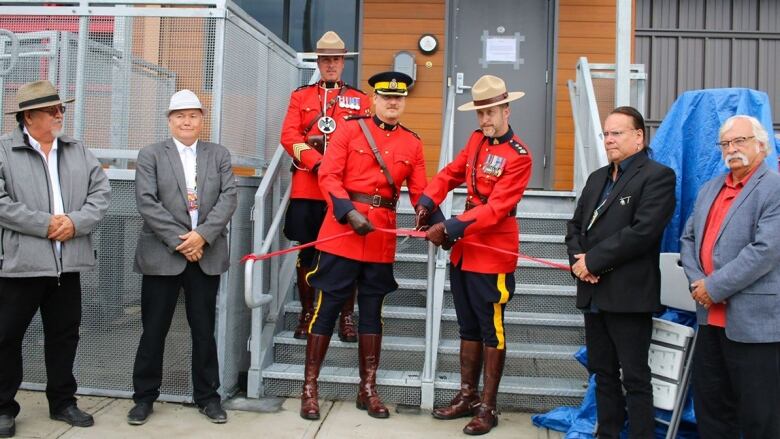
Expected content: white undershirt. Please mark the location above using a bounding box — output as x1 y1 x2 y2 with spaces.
25 127 65 256
173 137 199 229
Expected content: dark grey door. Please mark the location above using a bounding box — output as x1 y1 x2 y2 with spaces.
449 0 553 188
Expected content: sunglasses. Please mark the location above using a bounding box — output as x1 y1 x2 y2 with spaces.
34 105 66 116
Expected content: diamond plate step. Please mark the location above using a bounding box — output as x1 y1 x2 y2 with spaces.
283 302 584 343
272 331 425 371
434 372 586 412
262 363 422 406
436 339 588 380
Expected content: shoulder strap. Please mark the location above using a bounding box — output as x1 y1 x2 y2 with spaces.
357 118 398 200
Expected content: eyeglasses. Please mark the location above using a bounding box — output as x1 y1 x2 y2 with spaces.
34 105 65 117
602 129 636 139
717 136 754 149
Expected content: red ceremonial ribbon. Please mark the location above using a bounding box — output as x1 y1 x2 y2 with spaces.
240 228 570 272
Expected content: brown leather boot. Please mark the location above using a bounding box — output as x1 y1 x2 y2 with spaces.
463 346 506 435
294 265 316 340
356 334 389 418
338 290 357 342
300 333 331 420
432 340 483 420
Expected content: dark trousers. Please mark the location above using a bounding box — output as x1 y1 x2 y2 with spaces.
450 264 514 349
132 263 221 406
309 286 384 335
0 274 81 417
584 311 654 439
692 325 780 439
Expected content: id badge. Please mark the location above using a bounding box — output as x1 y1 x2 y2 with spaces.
187 188 199 212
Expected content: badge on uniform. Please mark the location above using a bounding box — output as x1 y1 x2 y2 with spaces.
338 96 361 110
318 116 337 134
482 154 506 177
619 195 632 206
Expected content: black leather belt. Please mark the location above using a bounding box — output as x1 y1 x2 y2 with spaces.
349 191 397 210
465 200 516 217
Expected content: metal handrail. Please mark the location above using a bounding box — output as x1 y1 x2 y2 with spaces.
420 85 456 409
569 57 648 196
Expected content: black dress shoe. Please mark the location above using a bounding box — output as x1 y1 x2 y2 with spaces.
127 402 153 425
50 405 94 427
199 400 227 424
0 414 14 438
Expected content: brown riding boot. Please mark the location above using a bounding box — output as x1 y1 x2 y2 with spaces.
338 290 357 342
432 340 483 420
463 346 506 435
294 266 316 340
300 333 331 420
356 334 389 418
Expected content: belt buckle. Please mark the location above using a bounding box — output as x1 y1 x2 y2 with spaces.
371 194 382 207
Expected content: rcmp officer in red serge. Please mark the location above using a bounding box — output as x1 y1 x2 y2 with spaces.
280 31 370 342
299 71 429 420
417 75 532 435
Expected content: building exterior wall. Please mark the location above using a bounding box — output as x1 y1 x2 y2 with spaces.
552 0 619 190
636 0 780 139
360 0 446 176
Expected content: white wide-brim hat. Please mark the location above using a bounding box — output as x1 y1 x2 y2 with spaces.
457 75 524 111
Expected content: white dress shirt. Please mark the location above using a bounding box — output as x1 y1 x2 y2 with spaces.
173 137 199 229
25 127 65 256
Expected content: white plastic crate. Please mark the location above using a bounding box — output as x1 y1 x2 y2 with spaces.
651 377 678 411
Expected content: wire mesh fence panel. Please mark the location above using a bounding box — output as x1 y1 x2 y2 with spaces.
2 4 305 400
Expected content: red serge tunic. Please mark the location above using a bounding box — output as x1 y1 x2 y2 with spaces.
280 81 371 200
316 116 428 263
421 128 532 274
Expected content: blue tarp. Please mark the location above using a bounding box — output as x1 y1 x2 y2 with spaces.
649 88 778 252
532 309 698 438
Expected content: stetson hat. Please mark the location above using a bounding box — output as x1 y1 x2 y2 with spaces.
5 80 74 114
167 89 204 116
308 31 358 57
457 75 524 111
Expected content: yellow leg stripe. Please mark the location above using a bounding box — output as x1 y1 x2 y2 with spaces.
493 303 505 350
496 273 510 304
493 273 510 350
304 253 321 285
308 290 323 333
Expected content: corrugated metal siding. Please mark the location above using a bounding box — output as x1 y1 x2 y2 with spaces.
636 0 780 139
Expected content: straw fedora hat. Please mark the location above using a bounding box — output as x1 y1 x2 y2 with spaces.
307 31 358 57
457 75 524 111
5 80 74 114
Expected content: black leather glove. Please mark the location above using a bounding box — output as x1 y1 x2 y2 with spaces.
310 162 321 175
425 222 448 247
346 210 374 236
414 205 430 230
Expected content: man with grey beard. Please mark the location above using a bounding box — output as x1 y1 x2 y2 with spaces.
0 80 110 437
681 114 780 438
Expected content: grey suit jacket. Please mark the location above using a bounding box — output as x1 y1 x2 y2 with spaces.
680 163 780 343
134 138 237 276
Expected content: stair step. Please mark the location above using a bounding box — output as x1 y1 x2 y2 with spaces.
272 331 426 370
262 363 422 406
436 339 588 380
393 233 568 259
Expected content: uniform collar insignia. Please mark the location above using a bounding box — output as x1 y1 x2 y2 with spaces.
373 115 397 131
484 126 514 145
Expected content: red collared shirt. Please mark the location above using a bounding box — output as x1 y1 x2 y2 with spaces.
700 166 759 326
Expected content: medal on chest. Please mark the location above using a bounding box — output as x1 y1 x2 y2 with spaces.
318 116 336 134
338 95 361 110
482 153 506 177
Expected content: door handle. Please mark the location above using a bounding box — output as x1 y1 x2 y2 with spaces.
456 72 471 94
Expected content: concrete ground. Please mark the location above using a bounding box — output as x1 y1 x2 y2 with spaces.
10 390 565 438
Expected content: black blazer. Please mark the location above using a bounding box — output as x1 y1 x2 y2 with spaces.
565 152 676 312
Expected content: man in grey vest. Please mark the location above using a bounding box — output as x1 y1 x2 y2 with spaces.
0 80 111 437
128 90 237 425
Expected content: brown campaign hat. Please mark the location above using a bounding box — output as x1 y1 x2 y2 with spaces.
457 75 524 111
5 80 74 114
306 31 358 57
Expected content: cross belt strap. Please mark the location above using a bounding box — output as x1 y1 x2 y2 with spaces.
465 200 516 217
357 118 398 201
348 191 397 210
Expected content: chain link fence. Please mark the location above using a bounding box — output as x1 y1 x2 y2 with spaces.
1 1 305 402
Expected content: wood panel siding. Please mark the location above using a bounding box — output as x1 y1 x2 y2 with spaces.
553 0 619 190
360 0 446 177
